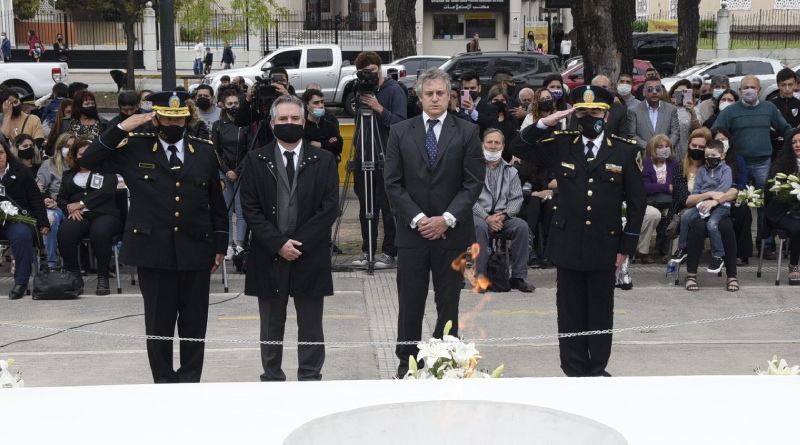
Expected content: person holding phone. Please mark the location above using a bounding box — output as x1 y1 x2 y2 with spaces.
668 79 701 161
460 70 499 135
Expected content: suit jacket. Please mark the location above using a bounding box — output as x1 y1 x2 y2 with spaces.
384 113 485 250
509 126 646 271
628 100 680 150
79 125 228 271
0 162 49 230
568 102 632 139
240 140 339 300
57 170 120 218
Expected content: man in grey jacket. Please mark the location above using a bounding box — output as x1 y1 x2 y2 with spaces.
473 128 533 292
628 76 680 150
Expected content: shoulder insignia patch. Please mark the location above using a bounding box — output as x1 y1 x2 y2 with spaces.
636 151 643 172
188 135 214 145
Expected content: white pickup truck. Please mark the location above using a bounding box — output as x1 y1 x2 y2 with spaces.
196 44 406 116
0 62 69 97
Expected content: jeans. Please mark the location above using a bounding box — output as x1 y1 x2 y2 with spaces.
0 223 35 285
223 63 231 70
678 205 730 257
222 176 245 244
193 58 203 75
746 160 772 247
45 207 65 266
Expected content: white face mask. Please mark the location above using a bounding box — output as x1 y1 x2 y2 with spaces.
719 101 732 111
721 140 730 154
483 149 503 162
617 84 632 96
794 92 800 101
62 147 69 158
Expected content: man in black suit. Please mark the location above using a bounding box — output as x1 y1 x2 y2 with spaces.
509 85 646 377
240 95 339 381
80 91 228 383
460 69 499 135
568 75 631 139
385 68 485 378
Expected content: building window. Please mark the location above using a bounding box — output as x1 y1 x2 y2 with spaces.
775 0 800 9
433 13 496 40
724 0 751 10
636 0 649 18
669 0 678 19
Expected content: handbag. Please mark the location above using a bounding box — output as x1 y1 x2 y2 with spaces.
647 193 672 209
486 252 511 292
666 208 686 240
32 268 82 300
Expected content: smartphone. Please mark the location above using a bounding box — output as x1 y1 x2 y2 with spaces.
674 89 684 106
461 90 470 107
684 89 693 105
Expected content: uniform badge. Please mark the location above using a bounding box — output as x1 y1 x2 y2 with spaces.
138 163 155 169
169 94 181 108
561 162 575 170
636 152 643 172
90 173 104 189
583 88 595 104
793 108 798 117
605 163 623 173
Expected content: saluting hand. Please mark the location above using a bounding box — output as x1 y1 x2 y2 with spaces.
120 112 156 132
539 108 574 127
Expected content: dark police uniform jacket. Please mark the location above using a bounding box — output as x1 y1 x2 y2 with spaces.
79 125 228 271
509 125 646 272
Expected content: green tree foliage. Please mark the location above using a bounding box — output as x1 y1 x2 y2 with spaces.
13 0 41 21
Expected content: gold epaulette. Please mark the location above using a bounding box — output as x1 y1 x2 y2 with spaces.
541 137 555 143
187 134 214 145
610 134 637 145
553 130 580 136
129 132 155 138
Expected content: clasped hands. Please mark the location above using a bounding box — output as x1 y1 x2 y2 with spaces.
485 213 507 232
418 216 448 240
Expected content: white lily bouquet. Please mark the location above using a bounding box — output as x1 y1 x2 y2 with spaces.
755 355 800 376
767 173 800 204
0 201 36 226
404 321 504 380
734 185 764 208
0 359 25 388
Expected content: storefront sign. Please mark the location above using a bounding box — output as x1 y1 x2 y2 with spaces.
423 0 509 13
648 19 679 33
524 21 549 53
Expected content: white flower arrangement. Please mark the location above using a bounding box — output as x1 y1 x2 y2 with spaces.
768 173 800 204
0 201 36 226
755 355 800 376
0 359 25 388
734 185 764 208
404 321 504 380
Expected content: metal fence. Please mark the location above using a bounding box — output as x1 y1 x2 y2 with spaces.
175 10 251 50
730 9 800 49
4 10 144 51
260 10 393 52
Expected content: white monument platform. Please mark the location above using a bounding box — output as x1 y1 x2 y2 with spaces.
3 376 799 444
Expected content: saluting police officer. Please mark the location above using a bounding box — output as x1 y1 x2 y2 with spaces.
509 85 646 377
80 91 228 384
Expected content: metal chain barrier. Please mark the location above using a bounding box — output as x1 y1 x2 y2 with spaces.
1 305 799 347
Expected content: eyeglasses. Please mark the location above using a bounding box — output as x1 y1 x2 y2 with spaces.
647 86 662 93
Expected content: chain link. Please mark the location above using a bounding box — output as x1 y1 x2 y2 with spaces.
1 306 799 347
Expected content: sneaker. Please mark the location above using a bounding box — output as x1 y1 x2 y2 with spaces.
707 256 724 273
374 253 396 269
509 278 535 293
225 246 234 261
670 247 688 264
352 252 369 267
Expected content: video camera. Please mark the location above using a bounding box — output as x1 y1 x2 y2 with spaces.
354 68 379 96
251 73 280 115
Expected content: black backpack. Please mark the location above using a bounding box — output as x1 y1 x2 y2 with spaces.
232 250 248 273
486 252 510 292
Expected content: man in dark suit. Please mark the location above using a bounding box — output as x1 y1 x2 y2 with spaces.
509 85 646 377
568 75 631 139
385 68 485 378
460 69 499 135
80 91 228 383
240 95 339 381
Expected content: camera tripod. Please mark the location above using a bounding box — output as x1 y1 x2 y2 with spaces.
333 104 394 275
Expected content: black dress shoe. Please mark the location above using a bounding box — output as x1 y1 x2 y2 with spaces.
96 276 110 296
9 284 26 300
509 278 535 293
528 251 540 267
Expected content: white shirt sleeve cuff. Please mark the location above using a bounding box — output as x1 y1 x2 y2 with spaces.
410 213 426 229
443 212 457 227
536 120 549 130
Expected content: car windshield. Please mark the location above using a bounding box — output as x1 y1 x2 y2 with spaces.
675 62 710 78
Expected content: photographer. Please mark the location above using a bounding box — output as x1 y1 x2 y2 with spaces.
350 51 407 269
235 68 297 148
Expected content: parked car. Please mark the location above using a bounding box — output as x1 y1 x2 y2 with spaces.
437 51 560 97
759 63 800 101
195 44 406 117
391 55 450 78
633 32 678 77
661 58 786 99
0 62 68 97
561 59 656 92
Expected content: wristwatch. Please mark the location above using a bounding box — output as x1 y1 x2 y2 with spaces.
444 214 456 228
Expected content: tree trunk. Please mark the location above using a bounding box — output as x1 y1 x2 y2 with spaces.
611 0 635 79
385 0 416 60
675 0 701 73
124 18 137 90
570 0 620 85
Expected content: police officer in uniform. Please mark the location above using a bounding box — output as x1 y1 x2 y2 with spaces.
80 91 228 384
509 85 646 377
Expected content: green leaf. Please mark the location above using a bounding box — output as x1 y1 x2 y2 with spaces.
491 364 504 378
443 320 453 336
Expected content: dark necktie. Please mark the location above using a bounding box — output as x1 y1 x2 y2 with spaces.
284 151 295 188
426 119 439 170
168 145 182 176
585 141 595 162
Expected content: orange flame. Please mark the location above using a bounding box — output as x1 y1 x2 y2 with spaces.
451 243 491 293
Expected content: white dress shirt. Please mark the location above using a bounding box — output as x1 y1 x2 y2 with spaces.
158 138 185 164
277 141 302 167
411 112 456 229
582 133 604 157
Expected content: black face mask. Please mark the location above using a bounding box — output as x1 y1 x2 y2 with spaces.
57 37 63 42
17 148 34 159
700 93 712 102
227 107 238 117
469 90 479 101
538 99 554 112
705 156 722 169
576 114 605 139
119 112 133 122
11 104 21 117
272 123 304 144
505 84 516 97
156 119 185 144
688 149 706 161
196 98 212 110
492 101 506 113
82 106 98 119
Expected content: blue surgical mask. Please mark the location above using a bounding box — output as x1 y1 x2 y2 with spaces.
141 103 152 111
712 89 725 100
312 108 326 118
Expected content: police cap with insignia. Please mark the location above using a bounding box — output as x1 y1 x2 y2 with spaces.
570 85 614 110
147 91 191 117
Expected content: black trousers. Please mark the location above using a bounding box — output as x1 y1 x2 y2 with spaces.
353 167 397 257
556 267 615 377
773 215 800 265
520 196 557 251
258 259 325 381
57 212 121 276
686 216 737 277
395 245 463 377
730 204 754 260
138 268 210 384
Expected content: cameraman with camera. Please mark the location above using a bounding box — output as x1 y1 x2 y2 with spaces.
351 51 407 269
234 67 297 148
